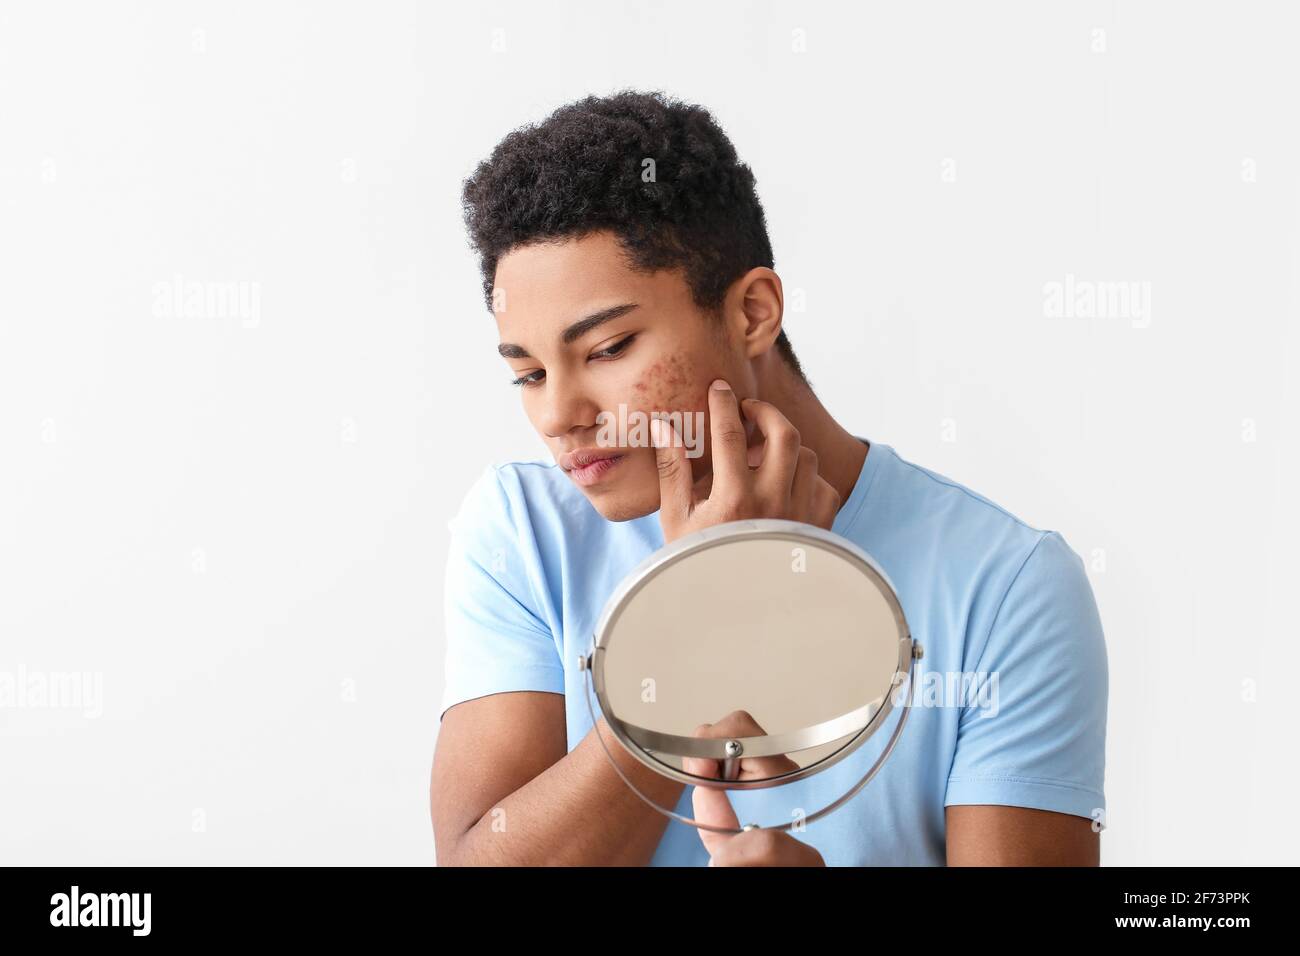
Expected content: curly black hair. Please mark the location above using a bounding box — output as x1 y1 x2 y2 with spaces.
461 89 806 384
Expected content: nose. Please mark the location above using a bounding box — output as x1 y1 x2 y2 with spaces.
534 369 601 440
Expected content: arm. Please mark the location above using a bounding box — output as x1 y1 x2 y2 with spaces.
942 530 1110 865
946 805 1099 865
430 689 686 866
431 465 685 865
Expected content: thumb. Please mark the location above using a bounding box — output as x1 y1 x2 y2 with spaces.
692 782 742 861
651 416 693 527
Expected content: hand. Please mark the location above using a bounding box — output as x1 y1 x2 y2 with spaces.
650 379 842 545
684 710 826 867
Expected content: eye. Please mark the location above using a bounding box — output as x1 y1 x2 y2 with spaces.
509 334 636 390
592 334 637 360
510 370 545 389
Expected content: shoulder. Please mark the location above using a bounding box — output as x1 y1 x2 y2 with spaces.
868 442 1080 564
860 443 1095 635
453 455 563 514
877 444 1047 534
489 456 587 512
449 455 607 546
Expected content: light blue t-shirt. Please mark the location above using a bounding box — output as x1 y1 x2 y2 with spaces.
438 439 1108 865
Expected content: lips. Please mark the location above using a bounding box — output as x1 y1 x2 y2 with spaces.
560 447 624 471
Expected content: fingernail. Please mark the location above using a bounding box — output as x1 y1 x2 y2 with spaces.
710 379 730 391
650 418 666 447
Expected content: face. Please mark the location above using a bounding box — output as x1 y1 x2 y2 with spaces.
493 230 752 521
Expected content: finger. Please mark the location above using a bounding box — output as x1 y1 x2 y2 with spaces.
693 709 798 781
738 398 800 507
682 744 793 781
711 828 823 867
681 733 718 781
692 467 714 500
706 380 750 504
811 475 842 529
685 719 742 860
709 829 773 867
743 412 764 468
651 416 694 526
692 778 742 861
684 721 726 782
739 752 801 779
787 446 820 518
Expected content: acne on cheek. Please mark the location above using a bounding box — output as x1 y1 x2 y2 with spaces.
633 355 709 414
631 355 722 476
633 355 747 451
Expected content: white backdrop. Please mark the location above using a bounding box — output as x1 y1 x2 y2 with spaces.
1 0 1296 865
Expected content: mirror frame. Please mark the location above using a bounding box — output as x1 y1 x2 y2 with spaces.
585 518 916 792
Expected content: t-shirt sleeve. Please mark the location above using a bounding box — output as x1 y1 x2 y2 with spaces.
437 465 566 722
943 530 1109 827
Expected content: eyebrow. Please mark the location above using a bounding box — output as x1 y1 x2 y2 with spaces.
497 302 640 359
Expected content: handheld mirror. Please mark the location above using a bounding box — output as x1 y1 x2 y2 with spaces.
578 518 923 833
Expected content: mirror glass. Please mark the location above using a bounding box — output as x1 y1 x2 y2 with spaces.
590 520 911 792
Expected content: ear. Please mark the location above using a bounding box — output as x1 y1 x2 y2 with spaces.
726 267 784 360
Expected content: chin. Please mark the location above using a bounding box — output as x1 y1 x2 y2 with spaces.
584 487 659 522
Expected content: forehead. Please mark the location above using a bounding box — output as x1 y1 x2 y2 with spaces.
492 231 687 329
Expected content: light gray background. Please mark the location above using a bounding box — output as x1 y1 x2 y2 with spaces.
1 0 1296 865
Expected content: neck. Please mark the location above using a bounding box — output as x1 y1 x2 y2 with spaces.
750 354 869 510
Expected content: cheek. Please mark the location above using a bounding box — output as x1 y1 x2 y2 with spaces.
633 352 709 412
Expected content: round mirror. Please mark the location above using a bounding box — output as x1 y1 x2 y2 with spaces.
579 518 922 833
